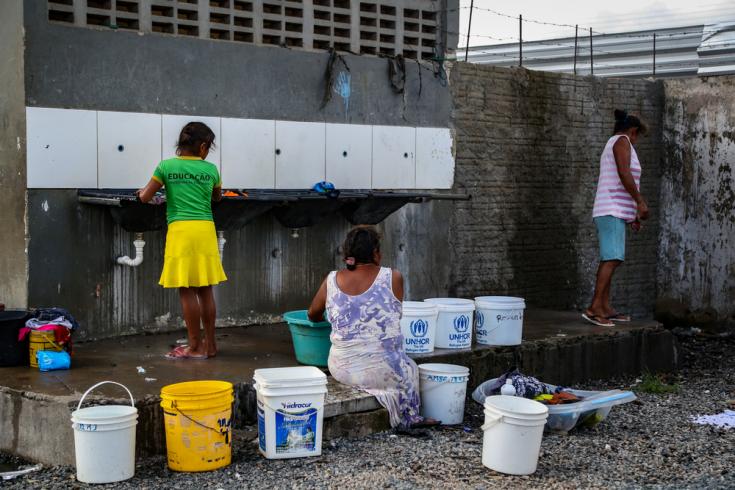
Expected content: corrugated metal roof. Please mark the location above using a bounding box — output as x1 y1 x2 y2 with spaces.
466 23 735 78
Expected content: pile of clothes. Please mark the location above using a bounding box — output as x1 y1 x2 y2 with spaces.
19 307 79 354
486 369 583 405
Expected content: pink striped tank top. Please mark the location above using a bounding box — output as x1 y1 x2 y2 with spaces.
592 134 641 222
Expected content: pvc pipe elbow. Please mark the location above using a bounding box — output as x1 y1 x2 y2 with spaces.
117 239 145 267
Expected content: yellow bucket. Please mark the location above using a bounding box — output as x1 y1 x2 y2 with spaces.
29 330 63 368
160 380 234 472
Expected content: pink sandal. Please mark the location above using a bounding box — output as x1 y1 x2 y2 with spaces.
165 345 208 360
582 313 615 327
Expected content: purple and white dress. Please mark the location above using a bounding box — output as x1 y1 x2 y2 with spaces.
325 267 423 428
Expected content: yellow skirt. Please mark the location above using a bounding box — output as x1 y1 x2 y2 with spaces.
159 220 227 288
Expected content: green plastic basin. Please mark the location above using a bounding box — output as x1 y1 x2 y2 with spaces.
283 310 332 367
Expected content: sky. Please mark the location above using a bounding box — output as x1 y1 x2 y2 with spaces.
458 0 735 46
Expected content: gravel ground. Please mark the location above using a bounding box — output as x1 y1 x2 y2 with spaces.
2 334 734 489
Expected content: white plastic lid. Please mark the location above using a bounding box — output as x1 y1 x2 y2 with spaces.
484 395 548 417
423 298 475 312
402 301 439 314
475 296 526 310
253 366 327 388
417 363 470 377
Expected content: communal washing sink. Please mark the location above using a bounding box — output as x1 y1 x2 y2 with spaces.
270 190 369 229
77 189 166 232
78 189 471 232
77 189 286 232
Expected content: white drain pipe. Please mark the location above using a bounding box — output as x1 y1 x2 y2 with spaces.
117 233 145 267
217 231 226 262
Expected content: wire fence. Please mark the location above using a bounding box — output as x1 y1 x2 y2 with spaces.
453 2 730 76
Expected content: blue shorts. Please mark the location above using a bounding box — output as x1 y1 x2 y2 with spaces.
594 215 626 262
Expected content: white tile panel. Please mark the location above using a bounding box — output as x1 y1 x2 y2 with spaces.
371 125 416 189
275 121 326 189
161 115 221 168
97 111 162 188
415 127 455 189
221 118 276 188
325 123 372 189
26 107 98 188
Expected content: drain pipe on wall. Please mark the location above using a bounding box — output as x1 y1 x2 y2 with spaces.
117 233 146 267
217 231 226 262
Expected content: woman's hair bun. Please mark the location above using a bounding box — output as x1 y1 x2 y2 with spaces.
614 109 628 122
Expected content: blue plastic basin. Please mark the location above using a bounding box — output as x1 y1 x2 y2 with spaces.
283 310 332 367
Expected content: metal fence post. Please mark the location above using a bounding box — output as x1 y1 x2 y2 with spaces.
464 0 474 62
519 14 523 67
589 27 593 76
652 32 657 77
573 24 578 75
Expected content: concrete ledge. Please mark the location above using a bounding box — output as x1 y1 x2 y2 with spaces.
0 311 676 466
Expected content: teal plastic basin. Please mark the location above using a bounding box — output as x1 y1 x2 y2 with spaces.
283 310 332 367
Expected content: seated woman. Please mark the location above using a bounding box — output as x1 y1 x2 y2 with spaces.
308 226 438 429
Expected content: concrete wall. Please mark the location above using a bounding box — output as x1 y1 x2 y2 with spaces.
24 2 449 126
0 0 28 309
448 64 665 318
658 76 735 333
22 1 454 339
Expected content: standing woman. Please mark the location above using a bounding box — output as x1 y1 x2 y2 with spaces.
137 122 227 359
308 226 439 429
584 109 649 327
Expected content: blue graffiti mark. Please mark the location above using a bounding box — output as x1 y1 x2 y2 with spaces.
333 71 351 112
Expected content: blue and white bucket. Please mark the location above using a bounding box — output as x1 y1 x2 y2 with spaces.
253 366 327 460
474 296 526 346
400 302 439 354
424 298 475 349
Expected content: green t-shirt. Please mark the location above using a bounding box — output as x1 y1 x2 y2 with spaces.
152 157 221 224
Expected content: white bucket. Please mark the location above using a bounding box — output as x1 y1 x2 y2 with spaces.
474 296 526 346
254 366 328 459
418 363 470 425
424 298 475 349
71 381 138 484
400 301 439 354
481 395 548 475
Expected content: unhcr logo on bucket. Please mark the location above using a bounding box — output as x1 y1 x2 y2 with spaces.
410 319 428 338
475 311 487 337
453 315 470 333
405 318 432 349
450 314 472 344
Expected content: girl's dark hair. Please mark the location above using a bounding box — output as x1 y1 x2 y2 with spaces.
176 122 216 155
613 109 648 136
343 226 381 271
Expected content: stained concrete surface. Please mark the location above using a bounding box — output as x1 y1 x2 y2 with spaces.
0 309 666 399
0 0 28 309
659 76 735 333
0 309 676 466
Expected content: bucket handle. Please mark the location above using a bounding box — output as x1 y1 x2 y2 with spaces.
169 401 231 445
33 330 65 351
480 411 503 431
77 381 135 411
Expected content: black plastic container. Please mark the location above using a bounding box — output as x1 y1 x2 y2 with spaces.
0 310 30 367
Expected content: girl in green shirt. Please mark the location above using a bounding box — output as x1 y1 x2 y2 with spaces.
138 122 227 359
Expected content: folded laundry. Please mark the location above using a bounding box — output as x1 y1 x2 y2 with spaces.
21 308 78 354
25 307 79 330
483 369 549 399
